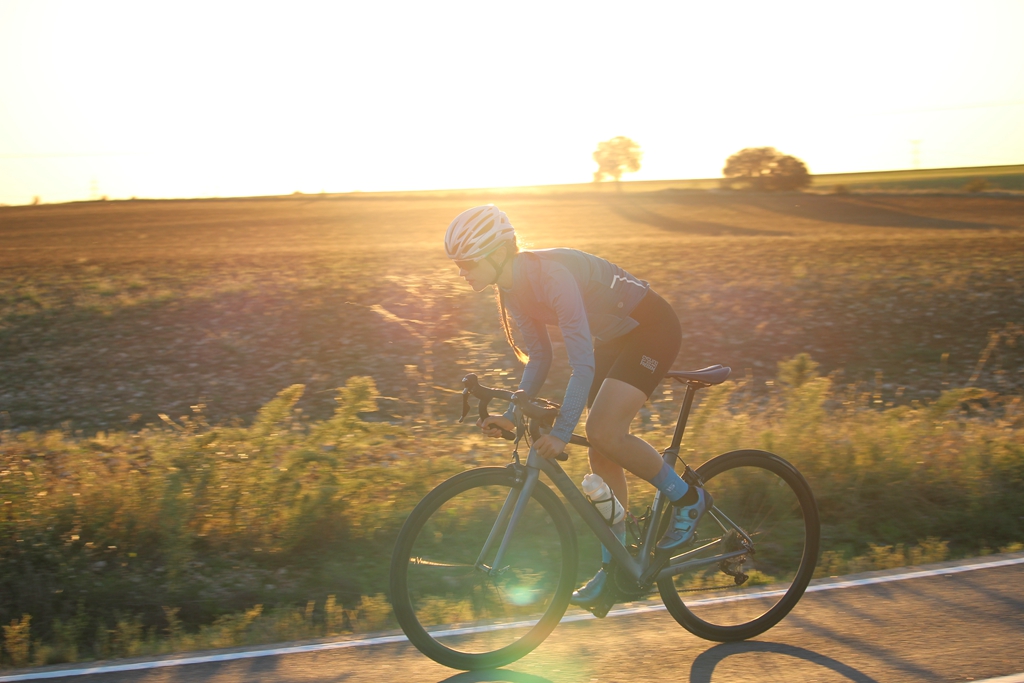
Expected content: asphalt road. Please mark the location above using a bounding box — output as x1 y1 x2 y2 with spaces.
7 556 1024 683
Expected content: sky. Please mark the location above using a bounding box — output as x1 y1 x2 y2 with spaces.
1 0 1023 205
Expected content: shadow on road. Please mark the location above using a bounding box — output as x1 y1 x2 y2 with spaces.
689 641 881 683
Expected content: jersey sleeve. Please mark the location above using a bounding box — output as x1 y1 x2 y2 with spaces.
501 299 553 424
540 262 595 443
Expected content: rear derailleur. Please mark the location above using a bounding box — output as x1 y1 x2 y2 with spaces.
718 529 751 586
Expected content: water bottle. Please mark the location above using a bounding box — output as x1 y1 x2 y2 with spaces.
582 473 625 525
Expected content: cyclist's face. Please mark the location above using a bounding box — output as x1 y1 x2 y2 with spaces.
455 255 496 292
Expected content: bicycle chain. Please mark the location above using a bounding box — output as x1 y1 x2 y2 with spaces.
672 571 751 593
609 542 750 597
674 579 746 593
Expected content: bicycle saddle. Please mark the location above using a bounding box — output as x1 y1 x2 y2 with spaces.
666 365 731 386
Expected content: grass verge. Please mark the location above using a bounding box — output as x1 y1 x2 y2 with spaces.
1 355 1022 668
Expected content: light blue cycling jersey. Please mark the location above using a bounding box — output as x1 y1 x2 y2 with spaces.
498 248 649 443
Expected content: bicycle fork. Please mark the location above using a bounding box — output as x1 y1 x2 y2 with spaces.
475 464 540 576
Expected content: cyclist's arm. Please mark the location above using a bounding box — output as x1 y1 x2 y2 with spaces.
539 263 595 444
501 301 553 424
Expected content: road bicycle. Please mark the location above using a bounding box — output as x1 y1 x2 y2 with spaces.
389 365 820 670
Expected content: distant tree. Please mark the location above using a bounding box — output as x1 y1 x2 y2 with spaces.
722 147 778 186
770 154 811 190
593 136 642 184
721 147 811 191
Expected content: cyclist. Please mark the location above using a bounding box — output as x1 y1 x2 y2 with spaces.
444 205 712 608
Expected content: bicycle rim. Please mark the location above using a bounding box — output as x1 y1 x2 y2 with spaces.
390 467 577 670
657 450 820 641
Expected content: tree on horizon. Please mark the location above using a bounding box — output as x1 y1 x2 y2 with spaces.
593 137 642 185
722 147 810 191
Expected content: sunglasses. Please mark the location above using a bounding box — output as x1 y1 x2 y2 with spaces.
454 258 484 271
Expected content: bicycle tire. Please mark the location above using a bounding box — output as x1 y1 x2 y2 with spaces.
657 449 820 642
390 466 578 670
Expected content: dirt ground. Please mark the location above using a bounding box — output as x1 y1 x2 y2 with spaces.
2 190 1023 433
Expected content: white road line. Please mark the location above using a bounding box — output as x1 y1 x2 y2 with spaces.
2 555 1023 682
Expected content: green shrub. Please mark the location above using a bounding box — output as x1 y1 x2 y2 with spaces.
1 357 1022 667
2 615 31 668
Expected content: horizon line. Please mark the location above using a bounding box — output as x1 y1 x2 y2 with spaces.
2 162 1022 208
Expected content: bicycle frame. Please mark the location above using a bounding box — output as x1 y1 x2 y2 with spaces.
475 379 750 591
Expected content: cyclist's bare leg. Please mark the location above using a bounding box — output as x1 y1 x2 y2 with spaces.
572 378 661 609
585 378 664 481
586 382 710 557
588 446 629 510
577 382 708 609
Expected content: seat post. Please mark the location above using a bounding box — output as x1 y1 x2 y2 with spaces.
668 381 702 452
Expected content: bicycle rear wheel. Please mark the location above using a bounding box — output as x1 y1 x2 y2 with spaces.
390 466 577 670
657 449 820 642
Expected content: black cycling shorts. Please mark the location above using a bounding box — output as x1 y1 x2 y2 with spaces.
587 289 682 407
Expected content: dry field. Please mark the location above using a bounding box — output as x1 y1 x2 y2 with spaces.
2 188 1024 665
2 189 1022 434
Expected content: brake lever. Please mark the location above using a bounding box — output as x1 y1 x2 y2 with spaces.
476 393 515 440
459 373 518 442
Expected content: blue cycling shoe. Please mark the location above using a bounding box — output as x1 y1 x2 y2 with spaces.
656 487 713 553
569 567 608 607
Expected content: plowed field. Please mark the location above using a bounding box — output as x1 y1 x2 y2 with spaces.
2 190 1023 433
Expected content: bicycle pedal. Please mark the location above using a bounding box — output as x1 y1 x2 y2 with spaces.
585 590 619 619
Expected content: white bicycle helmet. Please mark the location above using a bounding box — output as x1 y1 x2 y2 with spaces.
444 205 515 261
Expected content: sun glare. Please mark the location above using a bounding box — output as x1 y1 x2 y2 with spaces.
1 1 1022 203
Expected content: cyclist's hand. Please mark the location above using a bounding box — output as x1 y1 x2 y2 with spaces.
533 435 567 459
477 415 514 439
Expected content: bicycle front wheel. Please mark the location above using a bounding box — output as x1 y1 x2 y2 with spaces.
389 466 577 670
657 449 820 642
